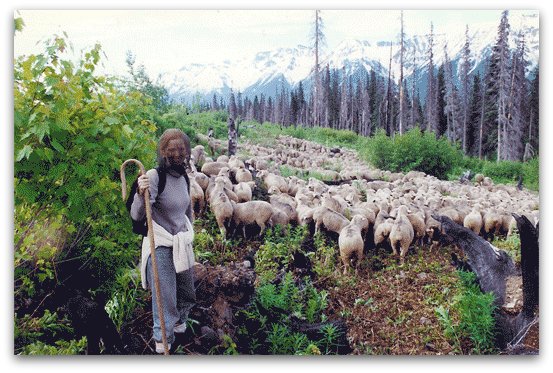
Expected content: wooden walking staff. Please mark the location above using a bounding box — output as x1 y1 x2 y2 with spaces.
120 159 169 355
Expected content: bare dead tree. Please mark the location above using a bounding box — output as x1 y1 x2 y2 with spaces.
398 10 405 135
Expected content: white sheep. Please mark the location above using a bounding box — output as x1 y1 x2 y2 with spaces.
234 167 253 183
191 145 206 168
463 205 483 235
230 200 274 238
407 211 426 246
338 217 365 275
258 170 289 194
233 181 255 203
188 175 205 218
210 191 233 237
374 205 393 248
389 205 414 264
312 205 350 235
201 161 228 177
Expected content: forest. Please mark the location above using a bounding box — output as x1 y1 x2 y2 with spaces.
13 11 538 356
203 11 539 163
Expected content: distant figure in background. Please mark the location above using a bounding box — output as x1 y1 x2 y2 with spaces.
459 169 474 184
228 117 237 156
207 127 216 156
517 175 524 191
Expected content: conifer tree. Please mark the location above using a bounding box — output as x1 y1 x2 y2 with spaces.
425 23 438 133
398 10 406 134
436 64 447 138
506 31 528 160
311 10 326 127
459 25 472 153
493 10 512 161
467 73 483 156
527 66 539 154
228 89 237 119
443 44 462 144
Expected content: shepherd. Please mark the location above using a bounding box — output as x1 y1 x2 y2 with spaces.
122 128 196 354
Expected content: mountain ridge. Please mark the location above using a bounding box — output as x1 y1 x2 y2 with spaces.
160 12 539 103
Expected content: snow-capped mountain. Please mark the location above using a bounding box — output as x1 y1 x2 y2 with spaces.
160 12 538 103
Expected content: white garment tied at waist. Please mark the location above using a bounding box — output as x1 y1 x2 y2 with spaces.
140 218 195 289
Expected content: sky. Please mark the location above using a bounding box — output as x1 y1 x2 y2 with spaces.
3 0 553 372
13 9 538 79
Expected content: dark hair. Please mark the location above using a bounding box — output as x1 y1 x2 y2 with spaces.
157 128 191 169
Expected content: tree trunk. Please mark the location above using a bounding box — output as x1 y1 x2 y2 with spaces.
228 117 238 156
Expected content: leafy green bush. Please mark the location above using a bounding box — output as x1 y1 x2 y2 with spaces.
455 271 497 354
105 266 147 331
482 160 523 182
310 233 338 281
266 324 311 355
14 310 72 353
436 270 497 354
452 156 539 191
19 337 87 355
14 34 157 307
236 272 336 355
255 225 307 283
522 157 539 191
492 233 521 265
362 128 464 179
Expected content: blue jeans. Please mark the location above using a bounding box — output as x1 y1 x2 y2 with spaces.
146 246 196 344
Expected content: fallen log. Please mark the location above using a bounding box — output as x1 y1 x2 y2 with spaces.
433 214 539 352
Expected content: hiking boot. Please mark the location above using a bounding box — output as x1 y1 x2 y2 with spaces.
174 323 187 334
155 342 170 354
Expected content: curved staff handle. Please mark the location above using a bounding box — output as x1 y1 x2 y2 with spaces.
120 159 169 355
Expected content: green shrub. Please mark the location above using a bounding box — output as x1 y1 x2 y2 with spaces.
310 233 338 281
105 266 146 331
14 310 72 353
362 128 463 179
455 271 497 354
14 34 158 300
436 271 497 354
236 271 336 355
19 337 87 355
522 157 539 191
255 225 307 283
482 160 523 182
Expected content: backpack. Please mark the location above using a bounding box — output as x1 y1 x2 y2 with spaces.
126 167 190 236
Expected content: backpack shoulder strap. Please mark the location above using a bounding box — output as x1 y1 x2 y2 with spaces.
183 170 191 194
126 178 139 212
155 167 167 197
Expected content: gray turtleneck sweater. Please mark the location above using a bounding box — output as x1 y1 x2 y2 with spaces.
130 168 193 236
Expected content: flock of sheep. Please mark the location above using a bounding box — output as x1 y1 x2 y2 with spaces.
187 134 539 274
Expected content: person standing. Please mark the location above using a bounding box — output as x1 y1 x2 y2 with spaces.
130 128 196 354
